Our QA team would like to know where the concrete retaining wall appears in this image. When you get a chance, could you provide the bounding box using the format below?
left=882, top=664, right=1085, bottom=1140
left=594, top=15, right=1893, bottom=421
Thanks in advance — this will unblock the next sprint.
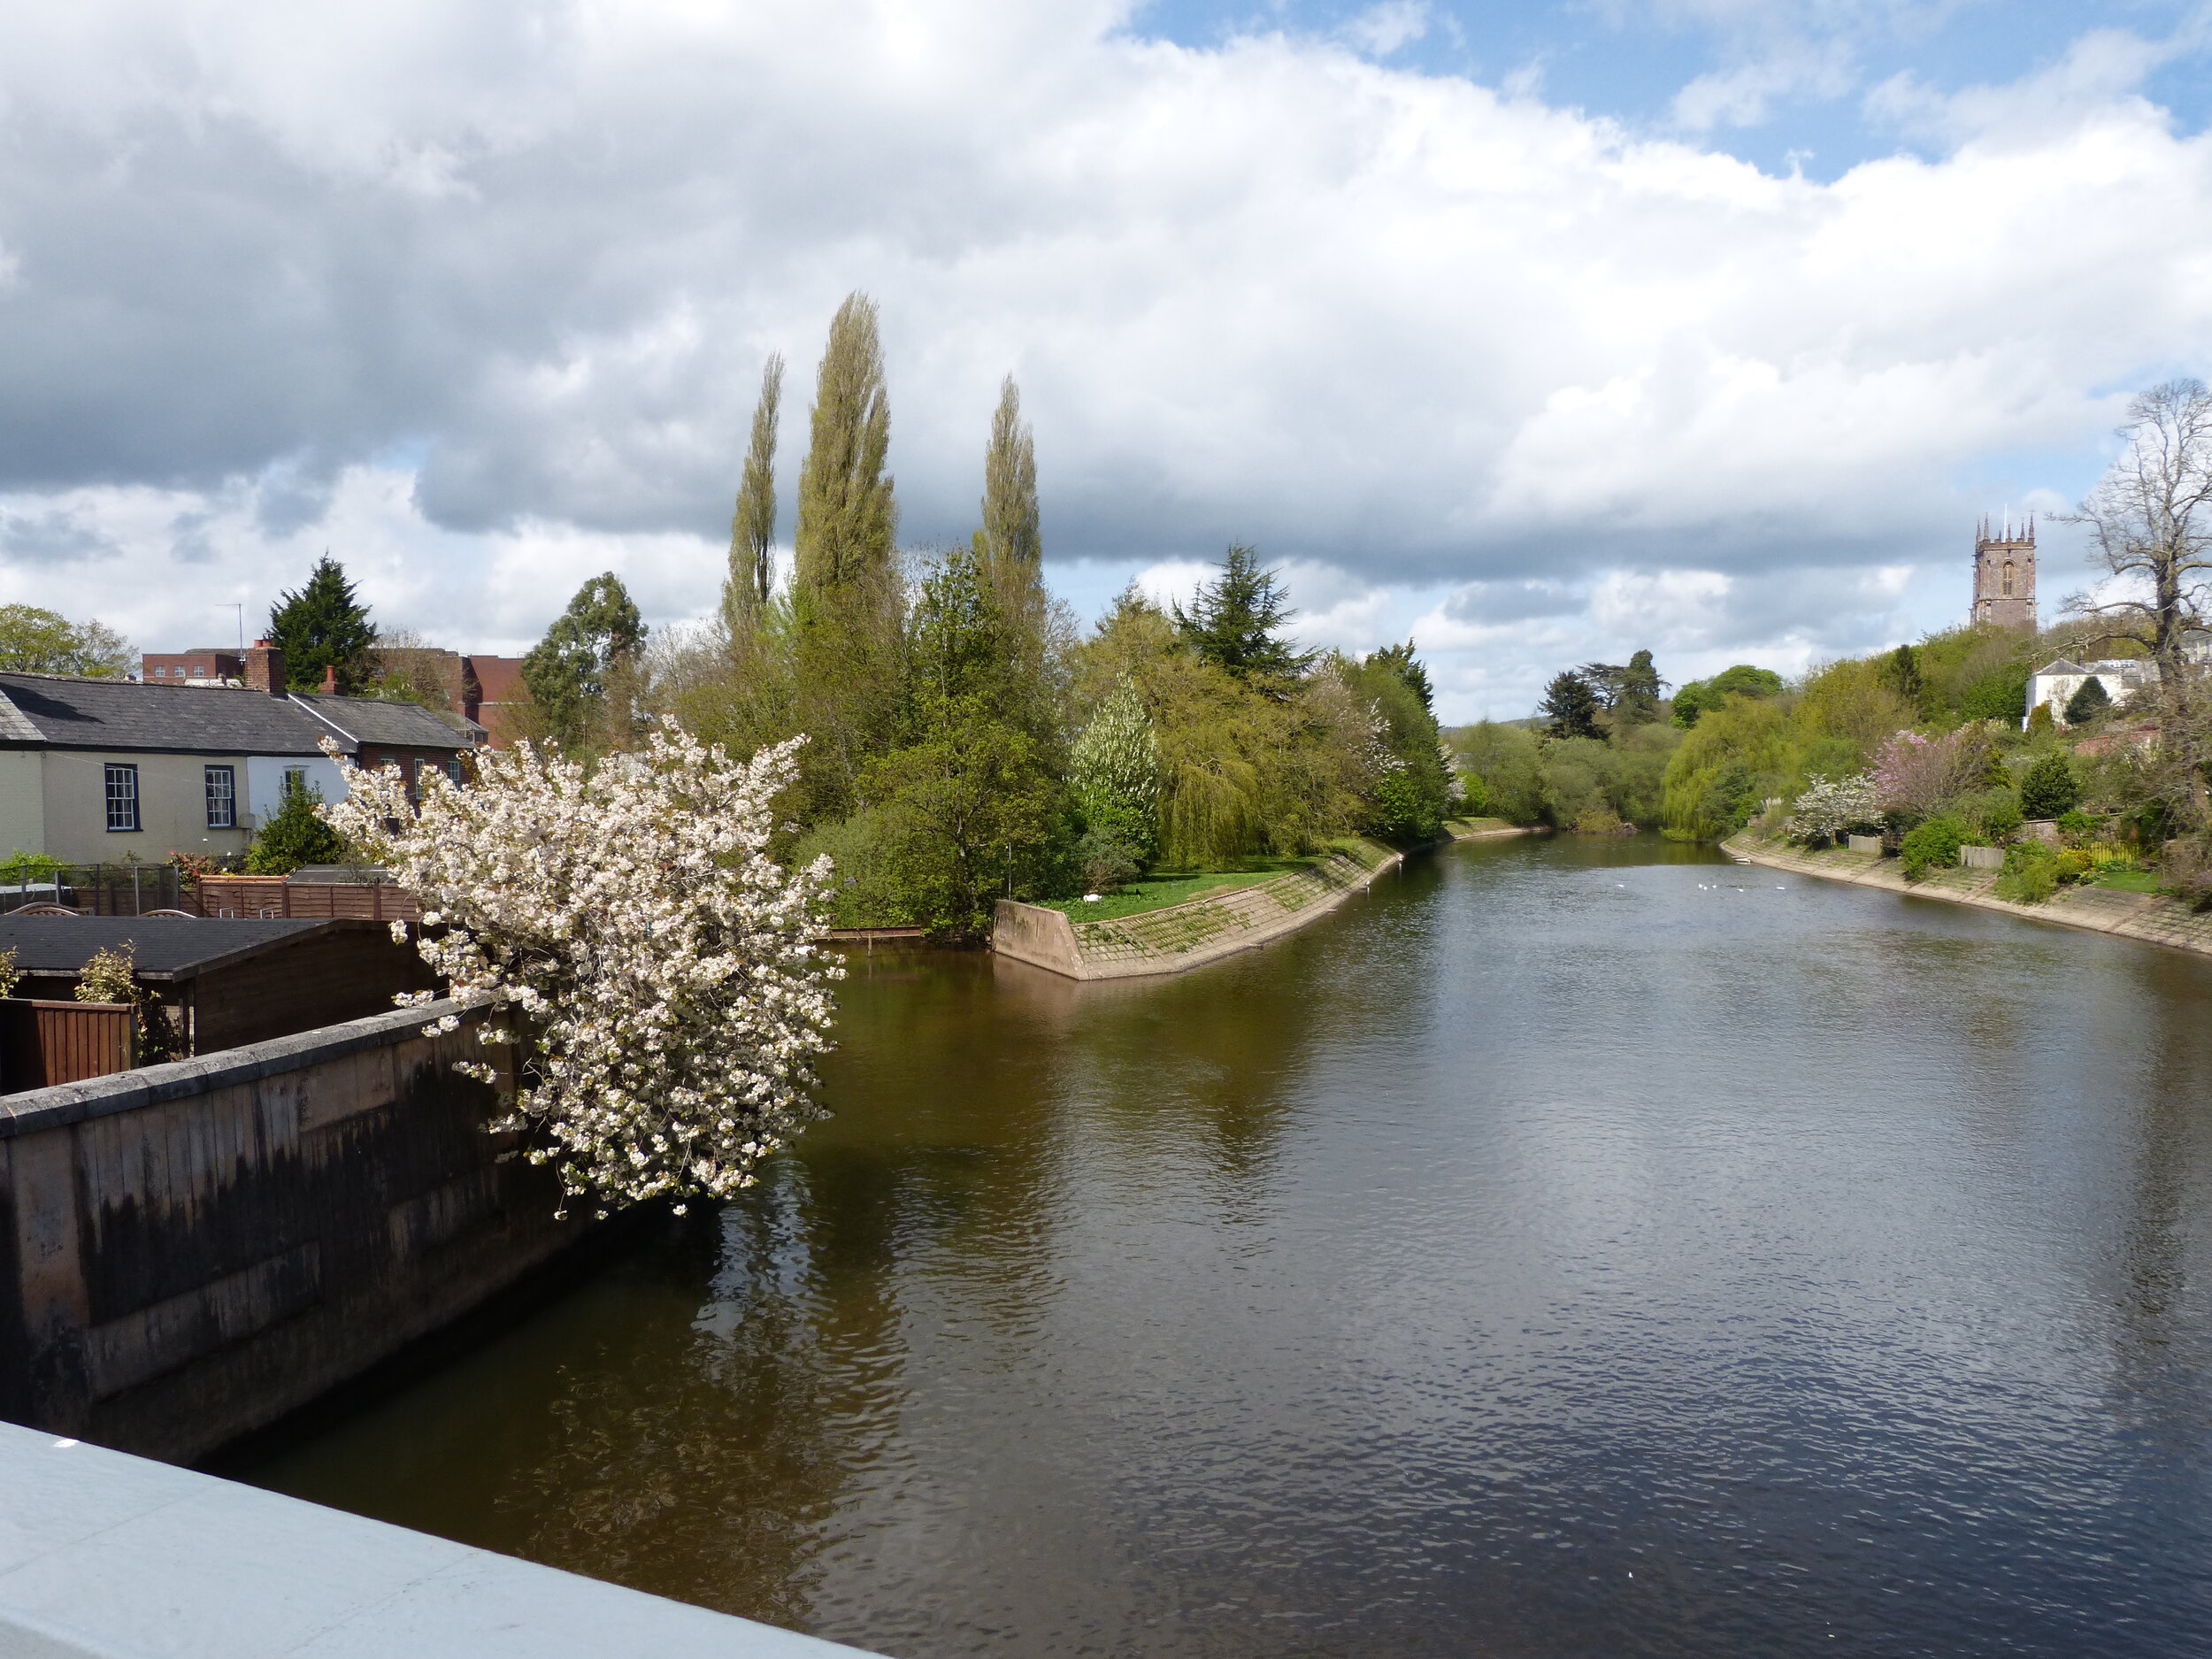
left=995, top=843, right=1399, bottom=980
left=0, top=1000, right=584, bottom=1462
left=1725, top=834, right=2212, bottom=959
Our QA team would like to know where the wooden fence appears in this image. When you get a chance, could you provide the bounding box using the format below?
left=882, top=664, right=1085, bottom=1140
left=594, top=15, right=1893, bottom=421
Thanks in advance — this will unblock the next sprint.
left=0, top=1000, right=135, bottom=1093
left=195, top=877, right=424, bottom=925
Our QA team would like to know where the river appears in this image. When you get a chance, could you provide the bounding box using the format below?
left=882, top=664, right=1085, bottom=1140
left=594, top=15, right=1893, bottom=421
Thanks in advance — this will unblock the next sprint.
left=232, top=833, right=2212, bottom=1657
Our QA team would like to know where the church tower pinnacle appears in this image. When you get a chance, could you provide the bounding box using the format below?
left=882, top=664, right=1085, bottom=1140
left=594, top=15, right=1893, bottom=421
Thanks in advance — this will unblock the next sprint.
left=1971, top=514, right=2036, bottom=631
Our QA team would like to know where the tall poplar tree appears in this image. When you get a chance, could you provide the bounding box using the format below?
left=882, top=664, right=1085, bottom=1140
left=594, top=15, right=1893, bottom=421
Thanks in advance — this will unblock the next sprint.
left=978, top=374, right=1041, bottom=590
left=794, top=294, right=896, bottom=595
left=722, top=352, right=783, bottom=635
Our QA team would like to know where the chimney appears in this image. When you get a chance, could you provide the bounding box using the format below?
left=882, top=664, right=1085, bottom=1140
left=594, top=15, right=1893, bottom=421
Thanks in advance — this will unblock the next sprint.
left=243, top=638, right=286, bottom=695
left=322, top=663, right=338, bottom=695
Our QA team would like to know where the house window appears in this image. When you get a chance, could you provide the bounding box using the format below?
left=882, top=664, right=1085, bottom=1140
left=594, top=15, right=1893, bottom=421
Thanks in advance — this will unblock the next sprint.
left=105, top=764, right=140, bottom=833
left=446, top=756, right=464, bottom=786
left=283, top=766, right=307, bottom=798
left=204, top=765, right=236, bottom=829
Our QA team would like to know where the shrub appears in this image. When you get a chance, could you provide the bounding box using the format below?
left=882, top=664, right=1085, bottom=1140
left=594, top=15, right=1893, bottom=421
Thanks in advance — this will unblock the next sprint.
left=2160, top=839, right=2212, bottom=911
left=1995, top=843, right=2059, bottom=904
left=0, top=945, right=19, bottom=1000
left=2026, top=702, right=2055, bottom=736
left=2055, top=808, right=2097, bottom=837
left=1900, top=814, right=1966, bottom=881
left=1075, top=827, right=1143, bottom=893
left=245, top=780, right=349, bottom=875
left=2064, top=675, right=2111, bottom=725
left=1965, top=789, right=2024, bottom=843
left=2054, top=849, right=2095, bottom=883
left=2019, top=751, right=2080, bottom=819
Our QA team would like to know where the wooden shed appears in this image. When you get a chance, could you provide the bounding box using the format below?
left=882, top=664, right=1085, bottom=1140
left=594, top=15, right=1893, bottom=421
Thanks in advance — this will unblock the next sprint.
left=0, top=915, right=434, bottom=1059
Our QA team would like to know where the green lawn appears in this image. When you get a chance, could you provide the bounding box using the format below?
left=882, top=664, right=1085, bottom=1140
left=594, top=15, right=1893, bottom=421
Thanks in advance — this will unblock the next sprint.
left=2093, top=867, right=2162, bottom=893
left=1037, top=844, right=1376, bottom=923
left=1446, top=818, right=1518, bottom=836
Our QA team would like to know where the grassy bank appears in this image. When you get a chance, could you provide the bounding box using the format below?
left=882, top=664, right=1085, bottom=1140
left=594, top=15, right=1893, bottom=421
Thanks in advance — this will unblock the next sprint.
left=1035, top=841, right=1386, bottom=923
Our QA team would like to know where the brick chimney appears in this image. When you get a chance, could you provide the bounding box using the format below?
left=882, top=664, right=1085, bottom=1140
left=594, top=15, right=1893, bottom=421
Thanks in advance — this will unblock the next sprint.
left=321, top=662, right=338, bottom=695
left=243, top=638, right=286, bottom=695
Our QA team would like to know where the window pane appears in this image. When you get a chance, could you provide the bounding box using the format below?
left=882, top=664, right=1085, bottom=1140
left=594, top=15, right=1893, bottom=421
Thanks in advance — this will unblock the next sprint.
left=204, top=765, right=235, bottom=829
left=105, top=764, right=139, bottom=832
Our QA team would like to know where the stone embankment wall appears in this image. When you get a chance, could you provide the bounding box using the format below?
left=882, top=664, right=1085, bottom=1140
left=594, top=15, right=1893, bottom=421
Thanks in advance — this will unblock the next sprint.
left=0, top=1001, right=582, bottom=1463
left=1725, top=834, right=2212, bottom=958
left=995, top=842, right=1400, bottom=981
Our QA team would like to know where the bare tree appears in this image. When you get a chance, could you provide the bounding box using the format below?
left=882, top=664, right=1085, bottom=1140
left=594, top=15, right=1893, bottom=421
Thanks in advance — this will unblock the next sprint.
left=2062, top=379, right=2212, bottom=713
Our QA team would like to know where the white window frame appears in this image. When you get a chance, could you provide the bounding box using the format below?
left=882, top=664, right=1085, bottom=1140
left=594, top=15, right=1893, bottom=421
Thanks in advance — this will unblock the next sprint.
left=105, top=763, right=140, bottom=833
left=204, top=764, right=236, bottom=829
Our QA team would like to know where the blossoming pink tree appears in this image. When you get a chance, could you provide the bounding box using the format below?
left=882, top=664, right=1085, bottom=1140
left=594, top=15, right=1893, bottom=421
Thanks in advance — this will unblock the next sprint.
left=1872, top=726, right=1993, bottom=823
left=321, top=724, right=840, bottom=1217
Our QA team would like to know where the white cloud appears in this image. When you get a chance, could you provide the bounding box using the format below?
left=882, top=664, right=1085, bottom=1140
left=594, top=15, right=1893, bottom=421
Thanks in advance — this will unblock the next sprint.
left=0, top=1, right=2204, bottom=721
left=1340, top=2, right=1432, bottom=58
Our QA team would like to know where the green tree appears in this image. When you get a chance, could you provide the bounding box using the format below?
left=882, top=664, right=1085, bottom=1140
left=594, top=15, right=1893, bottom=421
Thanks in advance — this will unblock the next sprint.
left=269, top=555, right=376, bottom=693
left=978, top=373, right=1041, bottom=599
left=1958, top=659, right=2030, bottom=723
left=2064, top=674, right=2112, bottom=725
left=521, top=573, right=646, bottom=749
left=1541, top=670, right=1604, bottom=741
left=1886, top=642, right=1924, bottom=709
left=722, top=352, right=784, bottom=636
left=1671, top=663, right=1783, bottom=729
left=2020, top=750, right=2081, bottom=818
left=794, top=293, right=896, bottom=596
left=0, top=604, right=132, bottom=677
left=1069, top=677, right=1163, bottom=856
left=245, top=780, right=348, bottom=874
left=1173, top=544, right=1310, bottom=690
left=860, top=546, right=1057, bottom=937
left=1351, top=644, right=1451, bottom=842
left=1618, top=649, right=1663, bottom=722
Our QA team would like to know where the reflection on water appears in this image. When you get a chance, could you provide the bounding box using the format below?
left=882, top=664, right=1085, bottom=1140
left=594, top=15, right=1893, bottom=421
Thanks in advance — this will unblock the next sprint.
left=234, top=836, right=2212, bottom=1657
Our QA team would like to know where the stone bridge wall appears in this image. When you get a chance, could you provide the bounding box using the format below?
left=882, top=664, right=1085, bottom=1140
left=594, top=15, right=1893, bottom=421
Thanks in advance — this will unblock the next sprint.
left=0, top=1000, right=581, bottom=1462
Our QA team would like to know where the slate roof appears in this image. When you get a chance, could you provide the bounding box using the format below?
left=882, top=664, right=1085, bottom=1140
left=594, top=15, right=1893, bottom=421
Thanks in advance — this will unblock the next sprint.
left=0, top=915, right=372, bottom=980
left=0, top=674, right=470, bottom=757
left=2031, top=658, right=2087, bottom=676
left=0, top=673, right=328, bottom=756
left=288, top=693, right=472, bottom=752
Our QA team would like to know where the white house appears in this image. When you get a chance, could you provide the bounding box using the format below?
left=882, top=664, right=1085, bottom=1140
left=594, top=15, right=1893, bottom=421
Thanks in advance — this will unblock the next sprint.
left=0, top=665, right=470, bottom=864
left=2024, top=657, right=2154, bottom=727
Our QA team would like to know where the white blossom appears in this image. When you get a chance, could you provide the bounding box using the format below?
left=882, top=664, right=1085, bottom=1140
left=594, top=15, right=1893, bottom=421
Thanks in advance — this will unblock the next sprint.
left=319, top=724, right=841, bottom=1214
left=1785, top=771, right=1884, bottom=845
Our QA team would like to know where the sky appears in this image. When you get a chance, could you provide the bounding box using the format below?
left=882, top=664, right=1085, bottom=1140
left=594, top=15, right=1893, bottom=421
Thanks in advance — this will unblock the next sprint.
left=2, top=1, right=2209, bottom=720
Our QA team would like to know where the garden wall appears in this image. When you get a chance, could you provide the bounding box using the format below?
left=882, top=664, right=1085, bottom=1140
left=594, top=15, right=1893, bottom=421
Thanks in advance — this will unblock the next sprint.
left=0, top=1000, right=583, bottom=1463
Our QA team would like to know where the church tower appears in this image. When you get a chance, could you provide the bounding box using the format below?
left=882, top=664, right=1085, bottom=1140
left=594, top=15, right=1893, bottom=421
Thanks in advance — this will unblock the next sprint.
left=1971, top=515, right=2036, bottom=631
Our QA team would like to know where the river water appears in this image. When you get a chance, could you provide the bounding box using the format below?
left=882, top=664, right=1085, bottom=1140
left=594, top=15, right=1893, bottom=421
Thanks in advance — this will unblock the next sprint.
left=235, top=834, right=2212, bottom=1657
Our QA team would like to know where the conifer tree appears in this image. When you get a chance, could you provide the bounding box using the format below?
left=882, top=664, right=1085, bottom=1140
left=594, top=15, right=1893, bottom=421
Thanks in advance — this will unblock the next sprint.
left=794, top=294, right=896, bottom=595
left=1540, top=670, right=1604, bottom=741
left=269, top=555, right=375, bottom=693
left=1173, top=544, right=1308, bottom=691
left=722, top=353, right=784, bottom=635
left=2064, top=673, right=2112, bottom=725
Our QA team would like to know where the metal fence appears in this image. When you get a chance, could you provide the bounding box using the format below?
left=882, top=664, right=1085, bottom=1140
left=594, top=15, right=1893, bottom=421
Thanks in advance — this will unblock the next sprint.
left=0, top=864, right=190, bottom=917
